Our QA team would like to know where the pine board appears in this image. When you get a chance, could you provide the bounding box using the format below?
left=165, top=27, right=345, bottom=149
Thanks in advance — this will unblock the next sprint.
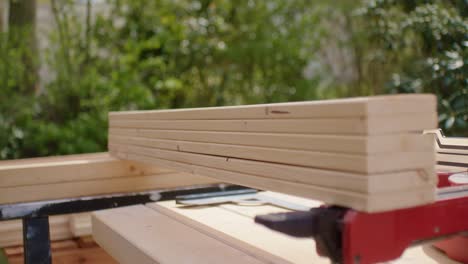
left=437, top=153, right=468, bottom=168
left=110, top=148, right=436, bottom=194
left=425, top=129, right=468, bottom=155
left=150, top=201, right=317, bottom=264
left=69, top=213, right=92, bottom=237
left=108, top=140, right=435, bottom=175
left=110, top=148, right=435, bottom=212
left=92, top=195, right=457, bottom=264
left=425, top=129, right=468, bottom=148
left=109, top=129, right=434, bottom=154
left=92, top=205, right=266, bottom=264
left=0, top=153, right=171, bottom=188
left=0, top=152, right=108, bottom=166
left=110, top=94, right=436, bottom=120
left=109, top=113, right=437, bottom=135
left=0, top=172, right=217, bottom=205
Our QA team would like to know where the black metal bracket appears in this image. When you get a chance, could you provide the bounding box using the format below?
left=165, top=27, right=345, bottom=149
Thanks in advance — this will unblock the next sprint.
left=255, top=206, right=347, bottom=263
left=0, top=184, right=250, bottom=264
left=23, top=216, right=51, bottom=264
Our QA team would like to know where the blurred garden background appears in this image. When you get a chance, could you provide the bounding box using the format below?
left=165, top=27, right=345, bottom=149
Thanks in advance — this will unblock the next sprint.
left=0, top=0, right=466, bottom=159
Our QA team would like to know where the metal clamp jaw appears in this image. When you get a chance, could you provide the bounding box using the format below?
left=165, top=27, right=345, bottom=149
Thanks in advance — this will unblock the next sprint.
left=255, top=207, right=347, bottom=263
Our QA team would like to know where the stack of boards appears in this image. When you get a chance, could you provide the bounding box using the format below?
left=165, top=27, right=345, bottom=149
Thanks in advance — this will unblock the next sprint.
left=0, top=153, right=217, bottom=205
left=424, top=129, right=468, bottom=169
left=108, top=94, right=438, bottom=212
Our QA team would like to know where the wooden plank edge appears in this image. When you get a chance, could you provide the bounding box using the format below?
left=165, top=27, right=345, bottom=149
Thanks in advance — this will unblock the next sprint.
left=108, top=140, right=435, bottom=174
left=109, top=146, right=436, bottom=194
left=111, top=150, right=436, bottom=212
left=108, top=129, right=434, bottom=154
left=0, top=172, right=218, bottom=205
left=109, top=94, right=436, bottom=120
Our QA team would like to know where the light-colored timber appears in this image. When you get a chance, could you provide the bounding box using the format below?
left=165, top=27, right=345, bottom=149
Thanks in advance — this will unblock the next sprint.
left=0, top=153, right=218, bottom=205
left=109, top=94, right=436, bottom=120
left=425, top=129, right=468, bottom=148
left=0, top=152, right=171, bottom=188
left=108, top=140, right=435, bottom=175
left=92, top=205, right=265, bottom=264
left=0, top=171, right=217, bottom=205
left=109, top=113, right=437, bottom=135
left=436, top=153, right=468, bottom=168
left=92, top=194, right=456, bottom=264
left=109, top=147, right=436, bottom=193
left=108, top=129, right=434, bottom=154
left=110, top=148, right=435, bottom=212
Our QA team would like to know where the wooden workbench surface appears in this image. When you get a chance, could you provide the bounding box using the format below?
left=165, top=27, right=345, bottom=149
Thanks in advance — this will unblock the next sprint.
left=92, top=192, right=460, bottom=264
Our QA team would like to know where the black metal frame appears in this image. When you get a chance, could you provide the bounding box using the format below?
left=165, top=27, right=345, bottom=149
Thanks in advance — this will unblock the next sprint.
left=0, top=184, right=249, bottom=264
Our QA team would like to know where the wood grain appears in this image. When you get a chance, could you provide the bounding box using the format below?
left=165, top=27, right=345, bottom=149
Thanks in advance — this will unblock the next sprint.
left=0, top=172, right=217, bottom=204
left=0, top=153, right=171, bottom=188
left=110, top=94, right=436, bottom=120
left=109, top=129, right=434, bottom=154
left=110, top=148, right=435, bottom=212
left=110, top=147, right=436, bottom=193
left=108, top=140, right=435, bottom=174
left=92, top=205, right=266, bottom=264
left=109, top=113, right=437, bottom=135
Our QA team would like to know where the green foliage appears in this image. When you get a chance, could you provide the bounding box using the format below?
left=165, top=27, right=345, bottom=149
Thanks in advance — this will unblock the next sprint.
left=0, top=29, right=37, bottom=159
left=0, top=0, right=466, bottom=159
left=92, top=0, right=324, bottom=107
left=1, top=0, right=326, bottom=158
left=356, top=0, right=467, bottom=135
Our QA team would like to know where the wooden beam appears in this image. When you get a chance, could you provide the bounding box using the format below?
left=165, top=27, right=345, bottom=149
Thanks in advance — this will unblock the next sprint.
left=109, top=129, right=434, bottom=154
left=0, top=152, right=218, bottom=204
left=109, top=94, right=436, bottom=120
left=108, top=95, right=438, bottom=212
left=108, top=140, right=434, bottom=174
left=92, top=205, right=265, bottom=264
left=69, top=213, right=92, bottom=237
left=436, top=153, right=468, bottom=168
left=425, top=129, right=468, bottom=155
left=0, top=153, right=171, bottom=188
left=110, top=150, right=435, bottom=212
left=109, top=113, right=437, bottom=135
left=93, top=197, right=452, bottom=264
left=109, top=147, right=435, bottom=193
left=0, top=172, right=217, bottom=205
left=425, top=129, right=468, bottom=148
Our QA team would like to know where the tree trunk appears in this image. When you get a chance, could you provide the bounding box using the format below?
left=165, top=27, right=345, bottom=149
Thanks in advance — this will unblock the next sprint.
left=0, top=0, right=4, bottom=32
left=8, top=0, right=36, bottom=28
left=8, top=0, right=37, bottom=93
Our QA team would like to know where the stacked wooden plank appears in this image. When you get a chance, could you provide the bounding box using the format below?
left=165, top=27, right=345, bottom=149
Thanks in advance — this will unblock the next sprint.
left=108, top=94, right=438, bottom=212
left=92, top=193, right=457, bottom=264
left=424, top=129, right=468, bottom=169
left=0, top=152, right=218, bottom=205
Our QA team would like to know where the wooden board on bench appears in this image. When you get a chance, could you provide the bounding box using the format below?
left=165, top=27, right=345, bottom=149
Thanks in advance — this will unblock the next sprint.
left=92, top=192, right=460, bottom=264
